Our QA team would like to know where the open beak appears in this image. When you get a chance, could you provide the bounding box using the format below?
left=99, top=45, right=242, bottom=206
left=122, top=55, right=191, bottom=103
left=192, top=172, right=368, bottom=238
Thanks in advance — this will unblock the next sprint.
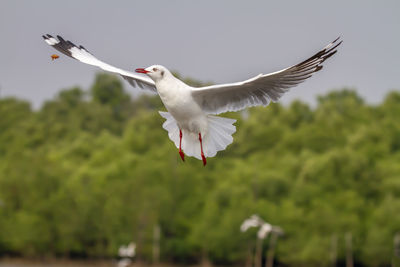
left=135, top=68, right=149, bottom=74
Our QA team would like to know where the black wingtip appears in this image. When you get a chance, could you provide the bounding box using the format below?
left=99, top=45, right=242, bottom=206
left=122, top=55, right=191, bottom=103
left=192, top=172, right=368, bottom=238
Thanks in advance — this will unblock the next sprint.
left=333, top=36, right=341, bottom=43
left=56, top=35, right=65, bottom=42
left=329, top=40, right=343, bottom=53
left=323, top=50, right=338, bottom=62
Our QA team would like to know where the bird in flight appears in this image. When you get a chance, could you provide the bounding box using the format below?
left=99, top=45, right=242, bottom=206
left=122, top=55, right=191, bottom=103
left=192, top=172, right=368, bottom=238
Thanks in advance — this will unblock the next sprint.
left=43, top=34, right=342, bottom=166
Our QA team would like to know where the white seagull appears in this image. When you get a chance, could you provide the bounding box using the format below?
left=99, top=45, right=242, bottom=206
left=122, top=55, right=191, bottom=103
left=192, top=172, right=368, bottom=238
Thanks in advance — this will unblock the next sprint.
left=240, top=214, right=264, bottom=232
left=43, top=34, right=342, bottom=165
left=118, top=242, right=136, bottom=258
left=257, top=223, right=284, bottom=239
left=240, top=215, right=284, bottom=239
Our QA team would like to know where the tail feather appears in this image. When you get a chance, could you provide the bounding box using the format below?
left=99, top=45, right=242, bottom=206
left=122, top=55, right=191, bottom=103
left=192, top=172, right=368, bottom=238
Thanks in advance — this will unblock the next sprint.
left=159, top=111, right=236, bottom=160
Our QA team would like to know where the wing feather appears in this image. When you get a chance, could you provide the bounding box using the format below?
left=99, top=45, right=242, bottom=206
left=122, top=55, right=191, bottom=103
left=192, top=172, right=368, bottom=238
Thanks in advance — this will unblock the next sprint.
left=192, top=37, right=342, bottom=114
left=42, top=34, right=156, bottom=92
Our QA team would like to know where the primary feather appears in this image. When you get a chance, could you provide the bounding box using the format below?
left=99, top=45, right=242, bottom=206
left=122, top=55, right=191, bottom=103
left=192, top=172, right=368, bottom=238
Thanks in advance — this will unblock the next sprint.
left=42, top=34, right=156, bottom=91
left=192, top=37, right=342, bottom=114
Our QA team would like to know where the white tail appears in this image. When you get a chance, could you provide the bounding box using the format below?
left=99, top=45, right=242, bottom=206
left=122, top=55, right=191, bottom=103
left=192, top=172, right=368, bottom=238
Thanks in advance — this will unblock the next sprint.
left=159, top=111, right=236, bottom=160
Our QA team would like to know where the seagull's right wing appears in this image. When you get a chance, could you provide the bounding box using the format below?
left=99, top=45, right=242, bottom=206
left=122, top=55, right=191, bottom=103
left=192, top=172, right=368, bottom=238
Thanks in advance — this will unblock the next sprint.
left=43, top=34, right=156, bottom=92
left=191, top=37, right=342, bottom=114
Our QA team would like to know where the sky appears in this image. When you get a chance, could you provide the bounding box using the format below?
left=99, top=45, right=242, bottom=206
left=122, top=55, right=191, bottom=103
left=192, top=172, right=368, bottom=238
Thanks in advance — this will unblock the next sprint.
left=0, top=0, right=399, bottom=109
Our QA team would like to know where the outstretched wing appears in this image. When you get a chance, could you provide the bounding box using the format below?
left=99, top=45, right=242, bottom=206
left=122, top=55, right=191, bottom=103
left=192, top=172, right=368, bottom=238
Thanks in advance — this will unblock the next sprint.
left=43, top=34, right=156, bottom=91
left=191, top=37, right=342, bottom=114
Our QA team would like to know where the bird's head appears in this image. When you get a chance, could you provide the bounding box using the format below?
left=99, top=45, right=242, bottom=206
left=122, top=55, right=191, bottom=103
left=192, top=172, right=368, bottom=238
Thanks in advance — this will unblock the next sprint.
left=135, top=65, right=169, bottom=82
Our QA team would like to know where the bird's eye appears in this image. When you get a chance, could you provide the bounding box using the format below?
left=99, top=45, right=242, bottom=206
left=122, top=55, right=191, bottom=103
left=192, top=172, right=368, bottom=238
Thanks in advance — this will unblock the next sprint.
left=153, top=67, right=158, bottom=72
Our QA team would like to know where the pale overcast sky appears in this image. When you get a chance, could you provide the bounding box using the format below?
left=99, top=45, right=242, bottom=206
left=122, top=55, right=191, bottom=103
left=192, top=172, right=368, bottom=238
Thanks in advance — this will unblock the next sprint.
left=0, top=0, right=399, bottom=108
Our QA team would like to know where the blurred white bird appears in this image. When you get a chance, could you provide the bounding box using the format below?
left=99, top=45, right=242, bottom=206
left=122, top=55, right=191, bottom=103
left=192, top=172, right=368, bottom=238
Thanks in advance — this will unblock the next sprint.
left=257, top=223, right=273, bottom=239
left=43, top=34, right=341, bottom=165
left=258, top=223, right=284, bottom=239
left=118, top=242, right=136, bottom=258
left=241, top=215, right=284, bottom=239
left=240, top=214, right=264, bottom=232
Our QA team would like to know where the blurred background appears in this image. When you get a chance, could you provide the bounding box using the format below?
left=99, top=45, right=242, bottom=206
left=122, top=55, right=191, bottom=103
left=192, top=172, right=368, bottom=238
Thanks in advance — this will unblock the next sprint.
left=0, top=0, right=399, bottom=266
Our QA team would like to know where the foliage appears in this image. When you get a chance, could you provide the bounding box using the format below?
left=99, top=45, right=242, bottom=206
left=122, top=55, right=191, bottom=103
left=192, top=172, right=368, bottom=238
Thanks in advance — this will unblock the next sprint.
left=0, top=73, right=399, bottom=266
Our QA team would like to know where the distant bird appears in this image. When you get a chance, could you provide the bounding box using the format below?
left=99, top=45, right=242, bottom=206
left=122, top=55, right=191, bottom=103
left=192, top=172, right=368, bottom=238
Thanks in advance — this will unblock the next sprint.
left=241, top=215, right=284, bottom=267
left=118, top=242, right=136, bottom=258
left=43, top=34, right=342, bottom=165
left=240, top=214, right=264, bottom=232
left=257, top=223, right=272, bottom=239
left=51, top=54, right=59, bottom=60
left=241, top=215, right=283, bottom=239
left=257, top=223, right=284, bottom=239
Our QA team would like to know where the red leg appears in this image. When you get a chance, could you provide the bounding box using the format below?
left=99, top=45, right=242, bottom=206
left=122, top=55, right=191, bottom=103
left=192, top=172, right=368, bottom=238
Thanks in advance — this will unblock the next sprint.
left=179, top=129, right=185, bottom=162
left=198, top=133, right=207, bottom=166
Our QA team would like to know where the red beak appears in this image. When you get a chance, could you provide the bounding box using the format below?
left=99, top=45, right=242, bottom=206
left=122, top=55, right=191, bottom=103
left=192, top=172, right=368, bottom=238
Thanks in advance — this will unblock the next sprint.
left=135, top=68, right=149, bottom=74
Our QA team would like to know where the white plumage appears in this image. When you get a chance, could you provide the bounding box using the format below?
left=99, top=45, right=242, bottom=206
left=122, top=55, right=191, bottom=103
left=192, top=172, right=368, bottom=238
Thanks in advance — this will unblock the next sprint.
left=240, top=215, right=284, bottom=239
left=42, top=34, right=154, bottom=90
left=240, top=214, right=264, bottom=232
left=159, top=111, right=236, bottom=160
left=43, top=34, right=342, bottom=165
left=118, top=242, right=136, bottom=258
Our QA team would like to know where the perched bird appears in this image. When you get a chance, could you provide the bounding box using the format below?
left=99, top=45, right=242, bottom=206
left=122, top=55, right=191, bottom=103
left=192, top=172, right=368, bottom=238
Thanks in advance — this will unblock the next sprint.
left=118, top=242, right=136, bottom=258
left=43, top=34, right=342, bottom=165
left=257, top=223, right=272, bottom=239
left=51, top=54, right=59, bottom=60
left=240, top=215, right=284, bottom=239
left=240, top=214, right=264, bottom=232
left=257, top=223, right=284, bottom=239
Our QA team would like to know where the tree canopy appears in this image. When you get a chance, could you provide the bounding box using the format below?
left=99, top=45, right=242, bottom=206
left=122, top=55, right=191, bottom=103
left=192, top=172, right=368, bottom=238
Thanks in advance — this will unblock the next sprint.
left=0, top=73, right=399, bottom=267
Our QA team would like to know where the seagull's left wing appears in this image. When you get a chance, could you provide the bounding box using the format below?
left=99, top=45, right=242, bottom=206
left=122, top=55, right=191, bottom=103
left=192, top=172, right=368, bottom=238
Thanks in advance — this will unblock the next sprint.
left=43, top=34, right=156, bottom=91
left=191, top=37, right=342, bottom=115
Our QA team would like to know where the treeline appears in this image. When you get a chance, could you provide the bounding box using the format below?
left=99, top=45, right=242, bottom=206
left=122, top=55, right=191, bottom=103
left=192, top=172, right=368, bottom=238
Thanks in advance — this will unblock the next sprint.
left=0, top=73, right=399, bottom=267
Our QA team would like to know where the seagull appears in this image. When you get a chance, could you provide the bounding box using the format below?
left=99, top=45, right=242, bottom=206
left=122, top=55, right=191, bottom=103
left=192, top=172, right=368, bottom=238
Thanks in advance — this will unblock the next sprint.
left=257, top=223, right=284, bottom=239
left=240, top=214, right=264, bottom=232
left=118, top=242, right=136, bottom=258
left=240, top=215, right=284, bottom=239
left=43, top=34, right=342, bottom=165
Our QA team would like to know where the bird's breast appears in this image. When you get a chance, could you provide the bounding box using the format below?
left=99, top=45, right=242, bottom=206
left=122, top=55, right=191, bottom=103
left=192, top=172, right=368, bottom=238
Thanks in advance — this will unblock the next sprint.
left=156, top=82, right=207, bottom=134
